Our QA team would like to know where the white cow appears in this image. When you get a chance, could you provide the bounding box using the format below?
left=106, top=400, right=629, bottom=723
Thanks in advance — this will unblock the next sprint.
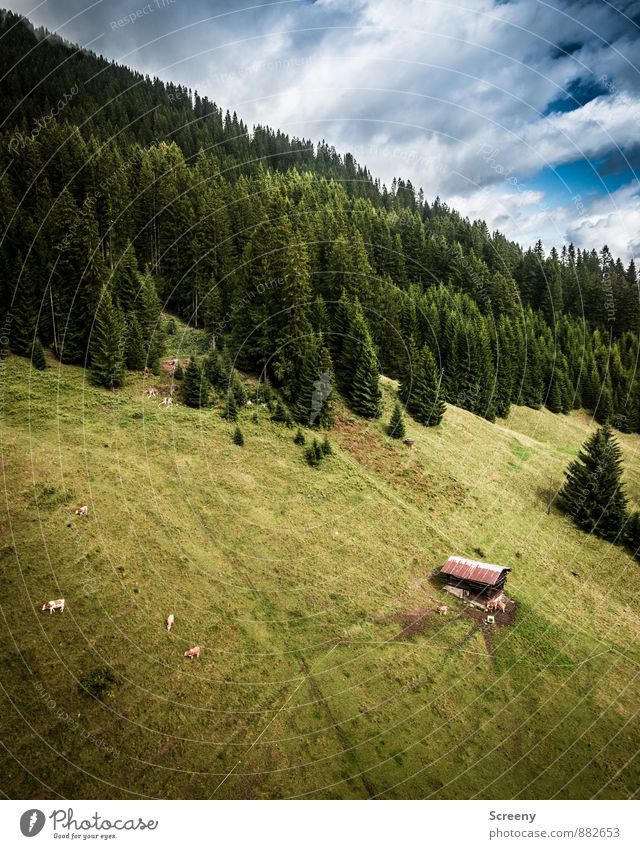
left=162, top=396, right=173, bottom=407
left=166, top=614, right=175, bottom=632
left=147, top=387, right=158, bottom=398
left=75, top=505, right=88, bottom=516
left=42, top=598, right=65, bottom=615
left=184, top=646, right=201, bottom=659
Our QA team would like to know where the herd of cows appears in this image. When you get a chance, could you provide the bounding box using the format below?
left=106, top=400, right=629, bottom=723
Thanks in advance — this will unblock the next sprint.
left=41, top=505, right=202, bottom=660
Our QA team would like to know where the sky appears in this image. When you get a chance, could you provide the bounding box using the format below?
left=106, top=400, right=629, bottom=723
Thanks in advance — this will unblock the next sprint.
left=8, top=0, right=640, bottom=261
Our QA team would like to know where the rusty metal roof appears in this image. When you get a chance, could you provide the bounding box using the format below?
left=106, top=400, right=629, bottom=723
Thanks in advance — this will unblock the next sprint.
left=440, top=556, right=510, bottom=586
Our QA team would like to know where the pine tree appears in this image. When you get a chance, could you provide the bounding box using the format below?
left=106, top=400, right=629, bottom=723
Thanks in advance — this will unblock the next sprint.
left=174, top=361, right=184, bottom=380
left=90, top=287, right=125, bottom=388
left=594, top=384, right=614, bottom=424
left=388, top=401, right=406, bottom=438
left=625, top=510, right=640, bottom=560
left=232, top=426, right=244, bottom=446
left=409, top=346, right=446, bottom=427
left=293, top=428, right=306, bottom=445
left=124, top=313, right=145, bottom=371
left=31, top=338, right=46, bottom=370
left=182, top=357, right=207, bottom=407
left=320, top=435, right=332, bottom=456
left=559, top=424, right=628, bottom=541
left=222, top=392, right=238, bottom=421
left=340, top=298, right=381, bottom=418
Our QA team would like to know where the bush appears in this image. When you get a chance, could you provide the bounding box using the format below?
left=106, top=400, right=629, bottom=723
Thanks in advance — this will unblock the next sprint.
left=320, top=435, right=332, bottom=456
left=80, top=666, right=118, bottom=700
left=304, top=442, right=320, bottom=466
left=166, top=318, right=176, bottom=336
left=174, top=362, right=184, bottom=380
left=222, top=393, right=238, bottom=421
left=293, top=429, right=306, bottom=446
left=232, top=426, right=245, bottom=446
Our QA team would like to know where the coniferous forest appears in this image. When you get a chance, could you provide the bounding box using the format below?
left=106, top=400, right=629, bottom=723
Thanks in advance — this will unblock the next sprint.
left=2, top=10, right=639, bottom=433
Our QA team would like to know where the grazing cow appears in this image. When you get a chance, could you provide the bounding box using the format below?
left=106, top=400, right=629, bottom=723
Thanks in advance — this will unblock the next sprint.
left=166, top=614, right=175, bottom=632
left=487, top=593, right=507, bottom=614
left=143, top=367, right=151, bottom=378
left=162, top=396, right=173, bottom=407
left=169, top=383, right=177, bottom=395
left=75, top=505, right=88, bottom=516
left=246, top=400, right=253, bottom=406
left=42, top=598, right=65, bottom=615
left=184, top=646, right=201, bottom=660
left=436, top=605, right=448, bottom=615
left=147, top=387, right=158, bottom=398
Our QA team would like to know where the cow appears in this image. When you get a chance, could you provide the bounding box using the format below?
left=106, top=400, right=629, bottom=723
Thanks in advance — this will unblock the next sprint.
left=169, top=383, right=177, bottom=395
left=162, top=396, right=173, bottom=407
left=487, top=593, right=507, bottom=614
left=246, top=400, right=253, bottom=407
left=436, top=605, right=448, bottom=615
left=42, top=598, right=65, bottom=615
left=184, top=646, right=201, bottom=660
left=143, top=367, right=151, bottom=379
left=147, top=387, right=158, bottom=398
left=75, top=505, right=88, bottom=516
left=166, top=614, right=175, bottom=632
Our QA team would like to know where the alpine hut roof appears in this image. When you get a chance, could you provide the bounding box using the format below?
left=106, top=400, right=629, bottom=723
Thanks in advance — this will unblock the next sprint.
left=440, top=556, right=510, bottom=586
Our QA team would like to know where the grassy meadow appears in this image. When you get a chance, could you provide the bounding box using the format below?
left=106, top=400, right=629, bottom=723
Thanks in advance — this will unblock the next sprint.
left=1, top=335, right=640, bottom=799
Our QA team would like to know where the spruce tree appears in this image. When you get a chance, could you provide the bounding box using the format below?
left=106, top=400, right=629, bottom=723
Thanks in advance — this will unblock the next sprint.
left=232, top=426, right=244, bottom=446
left=559, top=424, right=628, bottom=541
left=388, top=401, right=406, bottom=438
left=31, top=338, right=46, bottom=370
left=409, top=346, right=446, bottom=427
left=340, top=299, right=381, bottom=418
left=293, top=428, right=306, bottom=445
left=182, top=357, right=207, bottom=407
left=222, top=392, right=238, bottom=421
left=174, top=361, right=184, bottom=380
left=90, top=287, right=125, bottom=388
left=124, top=314, right=145, bottom=371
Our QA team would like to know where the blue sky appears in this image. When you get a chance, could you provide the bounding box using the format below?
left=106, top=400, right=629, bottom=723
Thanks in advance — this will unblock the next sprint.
left=8, top=0, right=640, bottom=260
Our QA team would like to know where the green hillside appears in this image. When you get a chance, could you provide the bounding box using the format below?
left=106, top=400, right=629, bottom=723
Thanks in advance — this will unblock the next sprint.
left=2, top=341, right=639, bottom=799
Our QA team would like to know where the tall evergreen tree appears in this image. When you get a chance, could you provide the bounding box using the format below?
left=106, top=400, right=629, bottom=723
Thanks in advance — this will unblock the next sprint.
left=182, top=357, right=208, bottom=407
left=90, top=287, right=125, bottom=388
left=559, top=424, right=628, bottom=541
left=388, top=401, right=406, bottom=438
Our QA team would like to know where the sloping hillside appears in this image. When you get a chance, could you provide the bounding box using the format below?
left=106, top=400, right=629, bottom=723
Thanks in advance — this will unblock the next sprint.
left=1, top=350, right=640, bottom=800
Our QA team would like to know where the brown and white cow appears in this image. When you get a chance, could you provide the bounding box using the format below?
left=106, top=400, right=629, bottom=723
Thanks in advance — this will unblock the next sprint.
left=75, top=505, right=88, bottom=516
left=147, top=387, right=158, bottom=398
left=184, top=646, right=201, bottom=660
left=42, top=598, right=65, bottom=615
left=166, top=614, right=175, bottom=632
left=487, top=593, right=507, bottom=614
left=162, top=396, right=173, bottom=407
left=436, top=605, right=448, bottom=616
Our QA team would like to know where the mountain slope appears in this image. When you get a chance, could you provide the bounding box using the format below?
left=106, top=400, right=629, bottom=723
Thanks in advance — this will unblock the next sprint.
left=2, top=346, right=639, bottom=799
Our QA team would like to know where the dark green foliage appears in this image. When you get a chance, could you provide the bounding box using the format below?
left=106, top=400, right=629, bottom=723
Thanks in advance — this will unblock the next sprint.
left=221, top=392, right=238, bottom=422
left=293, top=429, right=306, bottom=445
left=174, top=361, right=184, bottom=380
left=559, top=424, right=628, bottom=542
left=320, top=435, right=332, bottom=456
left=3, top=10, right=640, bottom=435
left=124, top=314, right=145, bottom=371
left=31, top=339, right=46, bottom=370
left=304, top=442, right=321, bottom=466
left=80, top=666, right=118, bottom=700
left=388, top=401, right=406, bottom=438
left=271, top=399, right=293, bottom=426
left=182, top=357, right=208, bottom=408
left=90, top=287, right=125, bottom=388
left=232, top=426, right=244, bottom=446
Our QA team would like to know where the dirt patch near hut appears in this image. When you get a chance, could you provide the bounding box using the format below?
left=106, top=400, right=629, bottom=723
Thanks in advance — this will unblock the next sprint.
left=377, top=607, right=443, bottom=640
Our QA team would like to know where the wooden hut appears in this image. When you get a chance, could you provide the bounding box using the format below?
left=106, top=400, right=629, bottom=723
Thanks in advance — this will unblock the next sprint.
left=440, top=556, right=510, bottom=604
